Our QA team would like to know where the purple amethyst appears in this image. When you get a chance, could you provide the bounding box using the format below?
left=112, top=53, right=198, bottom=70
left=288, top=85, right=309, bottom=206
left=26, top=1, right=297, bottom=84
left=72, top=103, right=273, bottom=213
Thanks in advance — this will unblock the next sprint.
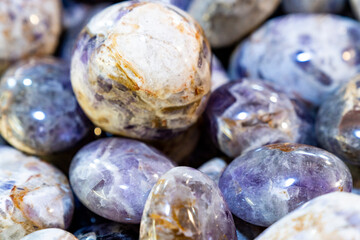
left=205, top=79, right=314, bottom=158
left=219, top=143, right=352, bottom=227
left=69, top=137, right=175, bottom=224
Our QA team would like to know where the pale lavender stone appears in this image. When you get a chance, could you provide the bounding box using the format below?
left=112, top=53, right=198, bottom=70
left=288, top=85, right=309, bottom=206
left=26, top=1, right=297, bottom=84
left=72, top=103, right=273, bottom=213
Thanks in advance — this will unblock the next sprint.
left=0, top=146, right=74, bottom=240
left=256, top=192, right=360, bottom=240
left=219, top=143, right=352, bottom=227
left=69, top=137, right=175, bottom=224
left=140, top=167, right=237, bottom=240
left=229, top=14, right=360, bottom=106
left=21, top=229, right=77, bottom=240
left=283, top=0, right=345, bottom=13
left=198, top=157, right=227, bottom=184
left=205, top=79, right=314, bottom=158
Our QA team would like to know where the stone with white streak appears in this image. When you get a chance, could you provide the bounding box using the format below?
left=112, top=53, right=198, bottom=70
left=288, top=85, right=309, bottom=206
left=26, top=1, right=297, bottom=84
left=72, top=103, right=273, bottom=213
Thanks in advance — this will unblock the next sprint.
left=256, top=192, right=360, bottom=240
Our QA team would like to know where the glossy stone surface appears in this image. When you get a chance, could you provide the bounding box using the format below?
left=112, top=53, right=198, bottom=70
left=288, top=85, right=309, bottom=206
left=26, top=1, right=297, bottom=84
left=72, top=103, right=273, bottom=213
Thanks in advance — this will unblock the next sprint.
left=158, top=0, right=280, bottom=47
left=0, top=57, right=90, bottom=155
left=198, top=158, right=227, bottom=184
left=70, top=137, right=175, bottom=223
left=229, top=14, right=360, bottom=106
left=219, top=143, right=352, bottom=227
left=71, top=1, right=211, bottom=140
left=0, top=0, right=61, bottom=73
left=211, top=56, right=230, bottom=91
left=75, top=223, right=139, bottom=240
left=0, top=146, right=74, bottom=240
left=21, top=229, right=77, bottom=240
left=283, top=0, right=345, bottom=13
left=205, top=79, right=313, bottom=157
left=317, top=76, right=360, bottom=165
left=140, top=167, right=237, bottom=240
left=256, top=192, right=360, bottom=240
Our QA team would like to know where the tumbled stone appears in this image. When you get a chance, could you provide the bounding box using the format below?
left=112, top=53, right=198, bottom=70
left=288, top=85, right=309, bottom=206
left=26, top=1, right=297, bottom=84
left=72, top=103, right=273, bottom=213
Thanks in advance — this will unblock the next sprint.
left=71, top=1, right=211, bottom=140
left=205, top=79, right=314, bottom=157
left=21, top=229, right=77, bottom=240
left=317, top=75, right=360, bottom=165
left=283, top=0, right=345, bottom=13
left=229, top=14, right=360, bottom=106
left=198, top=157, right=227, bottom=184
left=0, top=0, right=61, bottom=73
left=0, top=57, right=90, bottom=155
left=0, top=146, right=74, bottom=240
left=75, top=223, right=139, bottom=240
left=219, top=143, right=352, bottom=227
left=256, top=192, right=360, bottom=240
left=140, top=166, right=237, bottom=240
left=70, top=137, right=175, bottom=223
left=157, top=0, right=280, bottom=47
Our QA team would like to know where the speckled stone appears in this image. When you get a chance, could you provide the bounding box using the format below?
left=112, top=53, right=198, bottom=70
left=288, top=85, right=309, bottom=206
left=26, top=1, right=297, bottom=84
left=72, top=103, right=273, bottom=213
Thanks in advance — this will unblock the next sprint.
left=157, top=0, right=280, bottom=47
left=351, top=0, right=360, bottom=19
left=71, top=1, right=211, bottom=140
left=0, top=146, right=74, bottom=240
left=219, top=143, right=352, bottom=227
left=75, top=223, right=139, bottom=240
left=0, top=57, right=90, bottom=155
left=198, top=158, right=227, bottom=184
left=21, top=229, right=77, bottom=240
left=229, top=14, right=360, bottom=106
left=205, top=79, right=314, bottom=158
left=211, top=56, right=230, bottom=91
left=256, top=192, right=360, bottom=240
left=283, top=0, right=345, bottom=13
left=140, top=167, right=237, bottom=240
left=70, top=137, right=175, bottom=224
left=317, top=76, right=360, bottom=165
left=0, top=0, right=61, bottom=73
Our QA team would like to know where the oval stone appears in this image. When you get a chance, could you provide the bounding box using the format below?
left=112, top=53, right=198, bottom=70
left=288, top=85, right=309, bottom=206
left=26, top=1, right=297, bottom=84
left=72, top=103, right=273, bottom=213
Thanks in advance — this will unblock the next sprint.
left=21, top=229, right=77, bottom=240
left=316, top=76, right=360, bottom=165
left=69, top=138, right=175, bottom=223
left=140, top=166, right=237, bottom=240
left=219, top=143, right=352, bottom=227
left=0, top=146, right=74, bottom=240
left=229, top=14, right=360, bottom=106
left=256, top=192, right=360, bottom=240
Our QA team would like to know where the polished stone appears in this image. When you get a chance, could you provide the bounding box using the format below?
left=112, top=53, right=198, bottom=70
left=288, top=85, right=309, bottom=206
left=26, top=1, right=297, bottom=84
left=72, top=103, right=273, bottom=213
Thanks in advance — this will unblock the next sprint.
left=317, top=75, right=360, bottom=165
left=219, top=143, right=352, bottom=227
left=140, top=167, right=237, bottom=240
left=70, top=137, right=175, bottom=223
left=21, top=229, right=77, bottom=240
left=75, top=223, right=139, bottom=240
left=256, top=192, right=360, bottom=240
left=0, top=57, right=90, bottom=155
left=229, top=14, right=360, bottom=106
left=0, top=146, right=74, bottom=240
left=205, top=79, right=314, bottom=157
left=71, top=1, right=211, bottom=140
left=0, top=0, right=61, bottom=73
left=283, top=0, right=345, bottom=13
left=198, top=158, right=227, bottom=184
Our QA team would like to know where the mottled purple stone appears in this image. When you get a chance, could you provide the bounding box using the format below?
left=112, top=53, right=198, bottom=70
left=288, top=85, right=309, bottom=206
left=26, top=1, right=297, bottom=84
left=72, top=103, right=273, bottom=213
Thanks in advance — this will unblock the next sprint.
left=205, top=79, right=314, bottom=157
left=140, top=167, right=237, bottom=239
left=75, top=223, right=139, bottom=240
left=316, top=76, right=360, bottom=165
left=219, top=143, right=352, bottom=227
left=69, top=137, right=175, bottom=224
left=229, top=14, right=360, bottom=106
left=0, top=57, right=90, bottom=155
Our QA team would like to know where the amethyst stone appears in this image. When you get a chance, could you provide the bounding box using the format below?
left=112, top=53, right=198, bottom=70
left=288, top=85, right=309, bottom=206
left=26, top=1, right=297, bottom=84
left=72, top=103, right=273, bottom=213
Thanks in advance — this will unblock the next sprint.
left=219, top=143, right=352, bottom=227
left=316, top=76, right=360, bottom=165
left=0, top=57, right=90, bottom=155
left=205, top=79, right=313, bottom=157
left=69, top=137, right=175, bottom=224
left=229, top=14, right=360, bottom=106
left=140, top=167, right=237, bottom=240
